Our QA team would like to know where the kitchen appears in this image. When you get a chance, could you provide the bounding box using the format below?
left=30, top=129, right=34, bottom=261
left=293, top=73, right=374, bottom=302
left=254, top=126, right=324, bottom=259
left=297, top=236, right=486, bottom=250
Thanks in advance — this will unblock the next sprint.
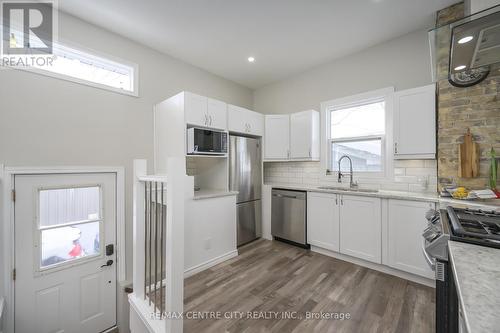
left=0, top=1, right=499, bottom=333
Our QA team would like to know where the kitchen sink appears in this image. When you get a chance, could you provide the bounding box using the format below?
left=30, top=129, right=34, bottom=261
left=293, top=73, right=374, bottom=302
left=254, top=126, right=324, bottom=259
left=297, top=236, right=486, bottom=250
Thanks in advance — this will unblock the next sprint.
left=316, top=186, right=378, bottom=193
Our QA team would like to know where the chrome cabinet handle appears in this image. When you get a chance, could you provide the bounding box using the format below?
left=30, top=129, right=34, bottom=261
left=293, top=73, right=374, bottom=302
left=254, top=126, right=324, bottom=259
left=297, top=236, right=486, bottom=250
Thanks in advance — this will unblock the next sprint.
left=394, top=142, right=398, bottom=154
left=335, top=196, right=338, bottom=205
left=309, top=148, right=311, bottom=158
left=209, top=115, right=213, bottom=126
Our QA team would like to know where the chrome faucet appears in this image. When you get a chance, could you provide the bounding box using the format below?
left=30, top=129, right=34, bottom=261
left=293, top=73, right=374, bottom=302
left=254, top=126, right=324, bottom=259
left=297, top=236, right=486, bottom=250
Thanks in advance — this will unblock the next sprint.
left=338, top=155, right=358, bottom=188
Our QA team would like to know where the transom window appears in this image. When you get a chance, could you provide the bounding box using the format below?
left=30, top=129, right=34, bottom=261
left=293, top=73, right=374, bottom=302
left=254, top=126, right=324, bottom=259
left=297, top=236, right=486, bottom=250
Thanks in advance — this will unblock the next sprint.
left=325, top=90, right=392, bottom=178
left=38, top=186, right=103, bottom=270
left=8, top=29, right=138, bottom=96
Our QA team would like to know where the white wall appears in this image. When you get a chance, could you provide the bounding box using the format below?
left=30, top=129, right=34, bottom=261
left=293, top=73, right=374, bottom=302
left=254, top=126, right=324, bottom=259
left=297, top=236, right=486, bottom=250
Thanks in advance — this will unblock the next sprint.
left=0, top=11, right=252, bottom=332
left=253, top=29, right=432, bottom=114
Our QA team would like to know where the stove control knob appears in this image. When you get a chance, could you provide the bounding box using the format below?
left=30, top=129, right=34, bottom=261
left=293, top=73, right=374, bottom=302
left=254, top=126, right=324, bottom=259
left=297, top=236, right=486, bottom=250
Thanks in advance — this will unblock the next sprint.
left=424, top=230, right=441, bottom=242
left=425, top=209, right=439, bottom=221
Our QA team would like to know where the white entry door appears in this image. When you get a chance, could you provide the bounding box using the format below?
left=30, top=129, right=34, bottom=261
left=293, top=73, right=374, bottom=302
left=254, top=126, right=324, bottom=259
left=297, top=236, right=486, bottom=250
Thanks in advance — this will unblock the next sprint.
left=14, top=173, right=117, bottom=333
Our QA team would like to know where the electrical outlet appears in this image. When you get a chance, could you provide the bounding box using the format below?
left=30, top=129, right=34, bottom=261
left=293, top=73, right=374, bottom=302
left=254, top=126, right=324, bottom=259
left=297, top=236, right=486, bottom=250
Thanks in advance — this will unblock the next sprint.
left=204, top=238, right=211, bottom=250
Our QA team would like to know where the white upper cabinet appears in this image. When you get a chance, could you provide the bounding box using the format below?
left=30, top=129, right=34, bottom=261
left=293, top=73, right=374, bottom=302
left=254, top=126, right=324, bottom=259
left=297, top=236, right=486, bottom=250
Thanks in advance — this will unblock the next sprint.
left=184, top=92, right=208, bottom=127
left=387, top=199, right=435, bottom=279
left=207, top=98, right=227, bottom=130
left=264, top=115, right=290, bottom=159
left=184, top=92, right=227, bottom=130
left=227, top=104, right=264, bottom=136
left=307, top=192, right=340, bottom=252
left=263, top=109, right=319, bottom=161
left=290, top=110, right=320, bottom=160
left=339, top=195, right=382, bottom=264
left=393, top=84, right=436, bottom=159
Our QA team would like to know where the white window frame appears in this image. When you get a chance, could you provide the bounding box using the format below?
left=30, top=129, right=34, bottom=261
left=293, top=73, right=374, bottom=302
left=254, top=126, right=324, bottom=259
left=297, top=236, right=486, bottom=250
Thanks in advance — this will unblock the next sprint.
left=10, top=36, right=139, bottom=97
left=320, top=87, right=394, bottom=180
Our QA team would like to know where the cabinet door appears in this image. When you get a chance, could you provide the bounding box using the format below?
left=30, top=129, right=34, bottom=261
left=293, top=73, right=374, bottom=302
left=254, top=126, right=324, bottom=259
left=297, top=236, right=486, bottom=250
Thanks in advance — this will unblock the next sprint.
left=247, top=109, right=264, bottom=136
left=184, top=92, right=208, bottom=127
left=227, top=104, right=248, bottom=134
left=290, top=110, right=319, bottom=159
left=307, top=192, right=339, bottom=251
left=207, top=98, right=227, bottom=130
left=264, top=115, right=290, bottom=159
left=339, top=195, right=381, bottom=263
left=394, top=84, right=436, bottom=159
left=290, top=111, right=311, bottom=159
left=228, top=105, right=263, bottom=136
left=387, top=199, right=435, bottom=279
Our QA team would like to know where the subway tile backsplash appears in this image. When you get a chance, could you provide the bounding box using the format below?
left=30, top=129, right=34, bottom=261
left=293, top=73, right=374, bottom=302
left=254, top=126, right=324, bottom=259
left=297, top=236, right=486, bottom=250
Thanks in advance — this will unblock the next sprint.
left=264, top=159, right=438, bottom=193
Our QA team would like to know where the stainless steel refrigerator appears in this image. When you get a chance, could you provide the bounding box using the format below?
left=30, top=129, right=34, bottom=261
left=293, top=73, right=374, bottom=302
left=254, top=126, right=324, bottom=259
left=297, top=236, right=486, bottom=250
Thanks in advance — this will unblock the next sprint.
left=229, top=135, right=262, bottom=247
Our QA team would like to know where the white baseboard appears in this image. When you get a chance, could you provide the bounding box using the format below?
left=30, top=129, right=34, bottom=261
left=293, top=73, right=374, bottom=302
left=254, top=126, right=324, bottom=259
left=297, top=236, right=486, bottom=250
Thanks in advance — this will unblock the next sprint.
left=311, top=246, right=435, bottom=288
left=184, top=250, right=238, bottom=278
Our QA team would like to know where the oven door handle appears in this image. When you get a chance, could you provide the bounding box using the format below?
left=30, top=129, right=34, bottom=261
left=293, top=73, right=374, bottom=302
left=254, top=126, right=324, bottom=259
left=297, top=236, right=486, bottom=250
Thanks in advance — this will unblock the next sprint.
left=421, top=239, right=436, bottom=271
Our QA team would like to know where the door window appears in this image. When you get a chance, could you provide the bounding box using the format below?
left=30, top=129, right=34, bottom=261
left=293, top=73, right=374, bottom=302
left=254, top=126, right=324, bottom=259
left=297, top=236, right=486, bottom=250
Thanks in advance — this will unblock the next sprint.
left=37, top=186, right=103, bottom=270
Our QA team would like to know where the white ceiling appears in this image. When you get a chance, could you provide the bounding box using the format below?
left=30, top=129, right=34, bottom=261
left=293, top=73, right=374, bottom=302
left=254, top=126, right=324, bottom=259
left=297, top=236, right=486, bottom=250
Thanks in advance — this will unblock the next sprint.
left=59, top=0, right=457, bottom=89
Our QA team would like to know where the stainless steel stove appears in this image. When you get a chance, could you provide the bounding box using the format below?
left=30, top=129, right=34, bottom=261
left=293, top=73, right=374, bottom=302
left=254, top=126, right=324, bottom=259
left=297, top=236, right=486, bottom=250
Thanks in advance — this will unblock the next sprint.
left=447, top=206, right=500, bottom=248
left=421, top=206, right=500, bottom=333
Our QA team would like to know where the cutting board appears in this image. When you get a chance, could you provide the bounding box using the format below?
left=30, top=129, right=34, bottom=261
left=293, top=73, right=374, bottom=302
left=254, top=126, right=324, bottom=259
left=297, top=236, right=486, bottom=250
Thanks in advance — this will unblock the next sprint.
left=458, top=128, right=479, bottom=178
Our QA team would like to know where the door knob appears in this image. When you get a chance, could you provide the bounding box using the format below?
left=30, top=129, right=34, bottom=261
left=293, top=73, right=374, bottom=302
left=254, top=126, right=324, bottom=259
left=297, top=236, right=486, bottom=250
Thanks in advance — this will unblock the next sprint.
left=101, top=259, right=113, bottom=268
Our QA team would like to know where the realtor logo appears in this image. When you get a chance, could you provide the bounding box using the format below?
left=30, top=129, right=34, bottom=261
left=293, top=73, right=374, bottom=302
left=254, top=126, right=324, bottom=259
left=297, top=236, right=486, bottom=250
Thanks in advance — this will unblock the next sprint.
left=1, top=1, right=54, bottom=55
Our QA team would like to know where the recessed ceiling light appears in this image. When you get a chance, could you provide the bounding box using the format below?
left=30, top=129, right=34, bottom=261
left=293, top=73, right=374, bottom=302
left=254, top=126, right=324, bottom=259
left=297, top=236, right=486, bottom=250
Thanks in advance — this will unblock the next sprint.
left=247, top=57, right=255, bottom=63
left=458, top=36, right=474, bottom=44
left=454, top=65, right=467, bottom=71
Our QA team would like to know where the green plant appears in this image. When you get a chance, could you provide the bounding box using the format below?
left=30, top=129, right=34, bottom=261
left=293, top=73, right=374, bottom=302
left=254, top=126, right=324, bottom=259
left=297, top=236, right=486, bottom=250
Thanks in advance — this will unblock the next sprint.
left=489, top=148, right=498, bottom=190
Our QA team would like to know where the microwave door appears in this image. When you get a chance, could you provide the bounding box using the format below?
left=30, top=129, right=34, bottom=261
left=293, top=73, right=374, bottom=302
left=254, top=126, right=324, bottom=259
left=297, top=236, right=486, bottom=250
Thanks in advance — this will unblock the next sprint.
left=195, top=129, right=214, bottom=153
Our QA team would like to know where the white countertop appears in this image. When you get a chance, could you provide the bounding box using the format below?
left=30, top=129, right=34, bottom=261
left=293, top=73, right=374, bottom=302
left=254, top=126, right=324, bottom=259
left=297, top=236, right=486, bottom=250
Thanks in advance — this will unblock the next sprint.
left=265, top=183, right=500, bottom=210
left=448, top=241, right=500, bottom=333
left=193, top=189, right=238, bottom=200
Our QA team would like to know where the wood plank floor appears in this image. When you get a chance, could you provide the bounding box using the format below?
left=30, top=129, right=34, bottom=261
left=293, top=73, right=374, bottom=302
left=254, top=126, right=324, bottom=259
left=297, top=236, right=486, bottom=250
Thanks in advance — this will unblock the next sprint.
left=183, top=239, right=435, bottom=333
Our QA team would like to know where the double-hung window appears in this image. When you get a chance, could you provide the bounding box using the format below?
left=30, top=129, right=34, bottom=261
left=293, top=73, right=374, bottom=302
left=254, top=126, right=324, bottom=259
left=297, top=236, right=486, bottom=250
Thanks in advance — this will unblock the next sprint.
left=323, top=88, right=393, bottom=178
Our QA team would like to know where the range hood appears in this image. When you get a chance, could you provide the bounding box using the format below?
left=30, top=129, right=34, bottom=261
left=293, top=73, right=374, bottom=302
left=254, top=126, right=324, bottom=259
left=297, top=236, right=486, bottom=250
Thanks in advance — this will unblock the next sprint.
left=429, top=4, right=500, bottom=86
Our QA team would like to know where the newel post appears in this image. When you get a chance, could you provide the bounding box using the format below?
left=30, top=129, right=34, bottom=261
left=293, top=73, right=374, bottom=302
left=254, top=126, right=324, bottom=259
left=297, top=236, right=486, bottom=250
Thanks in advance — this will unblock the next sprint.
left=132, top=159, right=147, bottom=300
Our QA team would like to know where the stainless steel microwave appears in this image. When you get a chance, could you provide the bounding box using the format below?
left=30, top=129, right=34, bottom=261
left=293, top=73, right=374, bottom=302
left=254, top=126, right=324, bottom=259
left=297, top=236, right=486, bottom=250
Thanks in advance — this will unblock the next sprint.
left=187, top=127, right=228, bottom=155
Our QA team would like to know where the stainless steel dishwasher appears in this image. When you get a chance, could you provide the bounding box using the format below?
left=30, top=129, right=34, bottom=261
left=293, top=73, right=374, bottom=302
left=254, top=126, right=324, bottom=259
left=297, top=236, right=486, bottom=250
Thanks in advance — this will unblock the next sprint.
left=271, top=189, right=308, bottom=248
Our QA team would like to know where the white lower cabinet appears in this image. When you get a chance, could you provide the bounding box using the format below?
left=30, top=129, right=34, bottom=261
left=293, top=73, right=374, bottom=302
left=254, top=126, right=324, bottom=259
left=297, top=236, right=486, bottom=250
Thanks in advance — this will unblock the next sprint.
left=307, top=192, right=339, bottom=251
left=306, top=191, right=435, bottom=280
left=339, top=195, right=382, bottom=264
left=387, top=199, right=435, bottom=279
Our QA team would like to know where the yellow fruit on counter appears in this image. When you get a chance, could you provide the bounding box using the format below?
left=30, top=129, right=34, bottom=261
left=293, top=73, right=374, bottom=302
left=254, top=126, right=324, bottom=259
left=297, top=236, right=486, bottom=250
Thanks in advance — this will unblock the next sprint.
left=452, top=188, right=469, bottom=199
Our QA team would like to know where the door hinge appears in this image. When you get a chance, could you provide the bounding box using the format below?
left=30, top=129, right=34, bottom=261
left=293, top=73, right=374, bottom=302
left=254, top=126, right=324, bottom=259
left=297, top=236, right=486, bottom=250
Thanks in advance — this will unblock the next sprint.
left=12, top=268, right=16, bottom=281
left=11, top=189, right=16, bottom=202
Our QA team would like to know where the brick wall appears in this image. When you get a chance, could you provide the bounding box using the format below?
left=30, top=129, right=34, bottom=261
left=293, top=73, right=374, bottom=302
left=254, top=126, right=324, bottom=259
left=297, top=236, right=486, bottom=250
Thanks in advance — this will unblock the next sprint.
left=436, top=3, right=500, bottom=189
